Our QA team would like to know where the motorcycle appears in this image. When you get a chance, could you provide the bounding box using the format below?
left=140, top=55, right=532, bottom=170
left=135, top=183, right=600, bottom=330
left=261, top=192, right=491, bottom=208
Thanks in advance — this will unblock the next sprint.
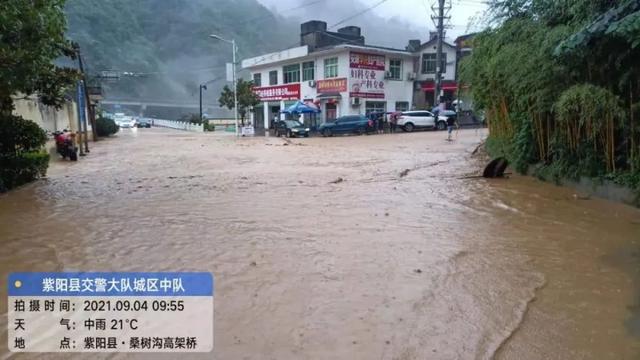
left=53, top=131, right=78, bottom=161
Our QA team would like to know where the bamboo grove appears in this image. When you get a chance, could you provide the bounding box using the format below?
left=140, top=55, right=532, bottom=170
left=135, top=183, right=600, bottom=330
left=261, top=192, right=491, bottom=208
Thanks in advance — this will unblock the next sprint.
left=460, top=0, right=640, bottom=189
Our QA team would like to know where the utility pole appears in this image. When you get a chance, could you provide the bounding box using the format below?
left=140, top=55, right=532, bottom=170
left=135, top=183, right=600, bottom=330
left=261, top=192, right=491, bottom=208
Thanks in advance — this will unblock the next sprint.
left=199, top=84, right=207, bottom=122
left=73, top=43, right=92, bottom=153
left=209, top=34, right=239, bottom=137
left=232, top=39, right=239, bottom=136
left=432, top=0, right=451, bottom=106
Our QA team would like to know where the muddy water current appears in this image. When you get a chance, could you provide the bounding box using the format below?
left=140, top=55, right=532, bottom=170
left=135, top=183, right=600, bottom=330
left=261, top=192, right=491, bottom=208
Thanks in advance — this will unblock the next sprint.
left=1, top=128, right=639, bottom=359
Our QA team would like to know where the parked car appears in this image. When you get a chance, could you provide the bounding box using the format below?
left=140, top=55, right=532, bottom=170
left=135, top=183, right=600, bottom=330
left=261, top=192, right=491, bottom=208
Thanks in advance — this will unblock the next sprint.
left=319, top=115, right=374, bottom=137
left=117, top=116, right=136, bottom=128
left=397, top=111, right=448, bottom=132
left=275, top=120, right=309, bottom=137
left=136, top=118, right=152, bottom=128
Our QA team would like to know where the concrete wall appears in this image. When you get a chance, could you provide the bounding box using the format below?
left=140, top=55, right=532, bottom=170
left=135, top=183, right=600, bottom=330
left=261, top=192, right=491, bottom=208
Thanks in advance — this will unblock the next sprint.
left=12, top=96, right=81, bottom=133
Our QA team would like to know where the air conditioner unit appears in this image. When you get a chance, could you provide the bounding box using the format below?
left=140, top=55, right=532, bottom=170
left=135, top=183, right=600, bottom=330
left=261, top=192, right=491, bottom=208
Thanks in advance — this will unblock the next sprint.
left=407, top=72, right=417, bottom=81
left=351, top=97, right=361, bottom=106
left=384, top=71, right=392, bottom=79
left=308, top=80, right=316, bottom=88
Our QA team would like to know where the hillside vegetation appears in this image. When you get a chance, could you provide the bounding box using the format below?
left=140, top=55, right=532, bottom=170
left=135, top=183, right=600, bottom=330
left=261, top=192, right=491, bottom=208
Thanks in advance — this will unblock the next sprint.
left=65, top=0, right=299, bottom=100
left=461, top=0, right=640, bottom=196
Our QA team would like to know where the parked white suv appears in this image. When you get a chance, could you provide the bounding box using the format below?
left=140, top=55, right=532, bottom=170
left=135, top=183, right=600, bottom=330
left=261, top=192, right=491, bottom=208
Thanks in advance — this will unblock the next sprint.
left=397, top=111, right=448, bottom=132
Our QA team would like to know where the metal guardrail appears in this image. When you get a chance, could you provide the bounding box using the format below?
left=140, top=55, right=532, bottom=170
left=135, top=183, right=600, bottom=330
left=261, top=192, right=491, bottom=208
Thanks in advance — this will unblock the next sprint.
left=153, top=119, right=204, bottom=133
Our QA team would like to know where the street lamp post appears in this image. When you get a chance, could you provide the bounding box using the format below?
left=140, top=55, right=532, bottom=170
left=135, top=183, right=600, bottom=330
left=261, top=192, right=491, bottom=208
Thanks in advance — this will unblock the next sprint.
left=210, top=34, right=238, bottom=137
left=199, top=84, right=207, bottom=122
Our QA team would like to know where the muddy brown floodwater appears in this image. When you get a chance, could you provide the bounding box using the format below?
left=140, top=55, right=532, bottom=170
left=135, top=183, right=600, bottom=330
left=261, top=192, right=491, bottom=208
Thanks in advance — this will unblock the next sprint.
left=1, top=127, right=639, bottom=359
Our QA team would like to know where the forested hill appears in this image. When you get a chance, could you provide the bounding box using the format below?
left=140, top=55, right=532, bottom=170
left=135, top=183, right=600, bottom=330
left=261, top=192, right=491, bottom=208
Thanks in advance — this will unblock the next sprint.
left=64, top=0, right=299, bottom=101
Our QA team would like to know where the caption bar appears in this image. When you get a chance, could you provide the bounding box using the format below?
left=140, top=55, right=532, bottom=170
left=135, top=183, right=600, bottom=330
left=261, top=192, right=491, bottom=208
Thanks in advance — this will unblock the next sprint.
left=8, top=272, right=213, bottom=353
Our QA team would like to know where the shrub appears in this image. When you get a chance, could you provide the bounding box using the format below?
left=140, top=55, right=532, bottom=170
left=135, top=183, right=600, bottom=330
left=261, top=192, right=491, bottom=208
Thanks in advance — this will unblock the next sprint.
left=96, top=116, right=119, bottom=137
left=0, top=151, right=50, bottom=192
left=0, top=114, right=47, bottom=155
left=0, top=114, right=49, bottom=192
left=203, top=121, right=215, bottom=132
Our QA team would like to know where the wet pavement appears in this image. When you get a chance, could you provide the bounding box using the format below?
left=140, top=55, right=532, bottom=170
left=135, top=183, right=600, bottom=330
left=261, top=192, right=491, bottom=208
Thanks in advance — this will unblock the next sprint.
left=1, top=127, right=639, bottom=359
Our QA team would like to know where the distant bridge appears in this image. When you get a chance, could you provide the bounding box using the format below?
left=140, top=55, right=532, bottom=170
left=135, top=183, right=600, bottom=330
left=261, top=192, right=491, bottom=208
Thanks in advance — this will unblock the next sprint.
left=100, top=98, right=233, bottom=118
left=101, top=98, right=226, bottom=109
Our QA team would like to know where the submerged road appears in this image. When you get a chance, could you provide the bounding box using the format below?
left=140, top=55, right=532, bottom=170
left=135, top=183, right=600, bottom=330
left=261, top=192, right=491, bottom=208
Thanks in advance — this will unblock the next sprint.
left=1, top=127, right=639, bottom=359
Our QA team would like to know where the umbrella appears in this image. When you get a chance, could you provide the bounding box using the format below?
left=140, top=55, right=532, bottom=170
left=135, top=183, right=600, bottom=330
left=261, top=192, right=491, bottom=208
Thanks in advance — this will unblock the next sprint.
left=282, top=101, right=321, bottom=114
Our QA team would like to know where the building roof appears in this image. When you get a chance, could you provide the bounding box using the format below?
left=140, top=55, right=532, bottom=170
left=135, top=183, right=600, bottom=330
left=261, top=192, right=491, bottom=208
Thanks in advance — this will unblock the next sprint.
left=242, top=43, right=413, bottom=70
left=454, top=33, right=478, bottom=44
left=416, top=37, right=456, bottom=51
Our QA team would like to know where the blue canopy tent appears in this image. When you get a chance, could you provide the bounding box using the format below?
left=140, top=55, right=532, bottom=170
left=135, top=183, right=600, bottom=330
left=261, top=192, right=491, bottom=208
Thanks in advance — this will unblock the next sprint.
left=281, top=101, right=322, bottom=131
left=282, top=101, right=321, bottom=114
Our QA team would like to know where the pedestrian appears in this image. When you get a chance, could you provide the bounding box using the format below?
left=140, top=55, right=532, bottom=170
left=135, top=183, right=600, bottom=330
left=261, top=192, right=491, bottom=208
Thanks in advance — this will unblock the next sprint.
left=446, top=115, right=457, bottom=141
left=377, top=113, right=384, bottom=134
left=389, top=112, right=398, bottom=133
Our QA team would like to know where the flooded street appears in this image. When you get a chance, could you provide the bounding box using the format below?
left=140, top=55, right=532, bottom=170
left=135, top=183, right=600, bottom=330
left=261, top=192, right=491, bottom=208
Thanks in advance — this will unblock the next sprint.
left=1, top=127, right=639, bottom=359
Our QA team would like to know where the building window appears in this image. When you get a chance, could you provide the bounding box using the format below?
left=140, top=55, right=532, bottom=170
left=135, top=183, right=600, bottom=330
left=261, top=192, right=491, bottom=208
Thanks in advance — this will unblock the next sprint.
left=324, top=57, right=338, bottom=78
left=395, top=101, right=409, bottom=112
left=421, top=53, right=447, bottom=74
left=269, top=70, right=278, bottom=85
left=389, top=59, right=402, bottom=80
left=253, top=73, right=261, bottom=87
left=283, top=64, right=300, bottom=84
left=365, top=101, right=386, bottom=115
left=302, top=61, right=314, bottom=81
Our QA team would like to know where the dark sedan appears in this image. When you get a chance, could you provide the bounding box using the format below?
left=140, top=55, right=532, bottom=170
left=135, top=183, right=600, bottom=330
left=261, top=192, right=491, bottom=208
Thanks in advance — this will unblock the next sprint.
left=275, top=120, right=309, bottom=137
left=136, top=118, right=152, bottom=128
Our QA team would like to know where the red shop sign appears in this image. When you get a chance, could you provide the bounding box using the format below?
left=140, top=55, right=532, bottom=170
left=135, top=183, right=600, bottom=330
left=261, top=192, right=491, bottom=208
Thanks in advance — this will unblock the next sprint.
left=317, top=78, right=347, bottom=93
left=253, top=84, right=301, bottom=101
left=349, top=51, right=385, bottom=71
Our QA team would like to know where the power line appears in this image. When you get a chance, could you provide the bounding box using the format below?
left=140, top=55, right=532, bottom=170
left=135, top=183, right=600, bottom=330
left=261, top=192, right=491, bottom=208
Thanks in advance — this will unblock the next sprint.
left=241, top=0, right=327, bottom=28
left=328, top=0, right=390, bottom=29
left=248, top=0, right=393, bottom=68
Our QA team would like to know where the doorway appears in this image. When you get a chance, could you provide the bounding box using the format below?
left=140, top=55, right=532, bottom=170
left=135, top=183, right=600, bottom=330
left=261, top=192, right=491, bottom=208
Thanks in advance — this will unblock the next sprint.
left=325, top=103, right=337, bottom=121
left=268, top=104, right=281, bottom=130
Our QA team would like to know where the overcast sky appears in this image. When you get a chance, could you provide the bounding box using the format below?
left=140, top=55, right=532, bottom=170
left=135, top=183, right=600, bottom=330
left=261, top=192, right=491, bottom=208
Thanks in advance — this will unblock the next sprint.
left=257, top=0, right=488, bottom=39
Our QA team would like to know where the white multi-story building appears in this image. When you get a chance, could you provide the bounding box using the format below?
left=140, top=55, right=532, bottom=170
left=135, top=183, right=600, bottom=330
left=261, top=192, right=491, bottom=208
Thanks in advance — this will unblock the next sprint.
left=241, top=20, right=462, bottom=133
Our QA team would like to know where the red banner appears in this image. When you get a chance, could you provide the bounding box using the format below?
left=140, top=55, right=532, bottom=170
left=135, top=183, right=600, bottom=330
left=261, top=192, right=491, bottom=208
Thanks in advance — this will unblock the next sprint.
left=349, top=52, right=385, bottom=70
left=316, top=78, right=347, bottom=93
left=254, top=84, right=300, bottom=101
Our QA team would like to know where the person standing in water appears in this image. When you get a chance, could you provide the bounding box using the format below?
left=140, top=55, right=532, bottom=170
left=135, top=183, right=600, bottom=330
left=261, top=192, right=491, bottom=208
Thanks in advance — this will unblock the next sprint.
left=389, top=113, right=398, bottom=133
left=446, top=115, right=456, bottom=141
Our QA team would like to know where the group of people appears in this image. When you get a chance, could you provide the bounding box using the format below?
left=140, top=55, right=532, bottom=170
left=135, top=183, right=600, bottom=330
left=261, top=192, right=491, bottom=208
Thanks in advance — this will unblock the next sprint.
left=367, top=112, right=401, bottom=134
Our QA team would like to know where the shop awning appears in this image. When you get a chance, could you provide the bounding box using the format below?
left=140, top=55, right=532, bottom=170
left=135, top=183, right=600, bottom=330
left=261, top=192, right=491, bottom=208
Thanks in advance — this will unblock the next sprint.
left=281, top=100, right=321, bottom=114
left=421, top=81, right=458, bottom=91
left=316, top=92, right=342, bottom=100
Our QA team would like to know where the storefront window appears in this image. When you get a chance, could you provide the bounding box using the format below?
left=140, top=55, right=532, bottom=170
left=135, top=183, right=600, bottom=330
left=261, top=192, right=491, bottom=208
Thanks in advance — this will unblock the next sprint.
left=389, top=59, right=402, bottom=80
left=269, top=70, right=278, bottom=85
left=302, top=61, right=314, bottom=81
left=324, top=58, right=338, bottom=78
left=365, top=101, right=386, bottom=115
left=283, top=64, right=300, bottom=84
left=253, top=73, right=261, bottom=87
left=395, top=101, right=409, bottom=112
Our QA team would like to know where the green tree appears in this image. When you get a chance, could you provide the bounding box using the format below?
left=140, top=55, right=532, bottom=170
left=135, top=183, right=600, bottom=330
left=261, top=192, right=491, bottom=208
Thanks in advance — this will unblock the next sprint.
left=461, top=0, right=640, bottom=193
left=0, top=0, right=76, bottom=191
left=0, top=0, right=78, bottom=114
left=218, top=79, right=260, bottom=125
